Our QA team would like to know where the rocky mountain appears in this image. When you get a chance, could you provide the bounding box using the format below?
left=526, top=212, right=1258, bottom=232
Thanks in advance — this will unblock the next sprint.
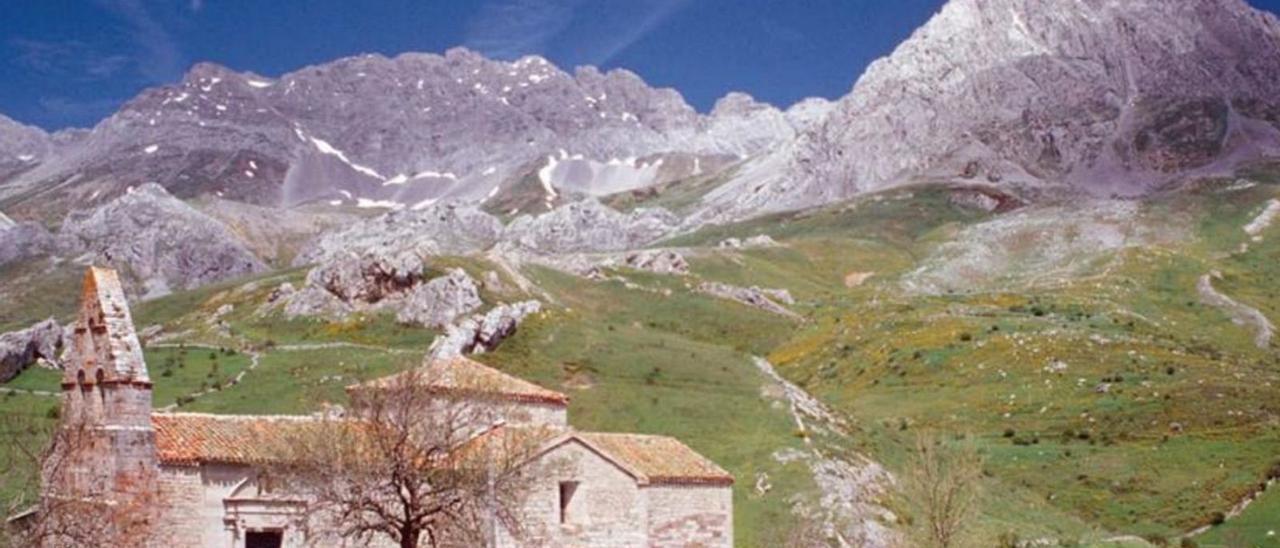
left=0, top=49, right=808, bottom=222
left=56, top=184, right=267, bottom=296
left=699, top=0, right=1280, bottom=219
left=0, top=114, right=51, bottom=182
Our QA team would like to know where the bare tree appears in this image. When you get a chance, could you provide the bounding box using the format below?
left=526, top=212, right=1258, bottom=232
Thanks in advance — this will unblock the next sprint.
left=903, top=432, right=984, bottom=548
left=262, top=368, right=548, bottom=548
left=2, top=415, right=159, bottom=548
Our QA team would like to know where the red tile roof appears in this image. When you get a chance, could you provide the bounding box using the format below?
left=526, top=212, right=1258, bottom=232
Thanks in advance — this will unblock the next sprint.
left=576, top=432, right=734, bottom=486
left=346, top=356, right=569, bottom=406
left=152, top=413, right=320, bottom=466
left=467, top=426, right=734, bottom=487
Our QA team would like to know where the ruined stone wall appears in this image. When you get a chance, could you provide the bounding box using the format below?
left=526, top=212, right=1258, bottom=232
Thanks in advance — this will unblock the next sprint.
left=644, top=484, right=733, bottom=548
left=498, top=441, right=648, bottom=548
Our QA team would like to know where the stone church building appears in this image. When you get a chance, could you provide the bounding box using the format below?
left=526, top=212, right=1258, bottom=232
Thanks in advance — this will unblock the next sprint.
left=37, top=267, right=733, bottom=547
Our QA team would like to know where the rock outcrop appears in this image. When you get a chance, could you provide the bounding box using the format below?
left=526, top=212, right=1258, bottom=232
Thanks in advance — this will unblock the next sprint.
left=295, top=204, right=504, bottom=267
left=281, top=252, right=483, bottom=328
left=504, top=200, right=677, bottom=253
left=698, top=282, right=799, bottom=319
left=57, top=184, right=267, bottom=297
left=429, top=301, right=542, bottom=358
left=0, top=319, right=64, bottom=383
left=0, top=219, right=55, bottom=266
left=395, top=269, right=484, bottom=328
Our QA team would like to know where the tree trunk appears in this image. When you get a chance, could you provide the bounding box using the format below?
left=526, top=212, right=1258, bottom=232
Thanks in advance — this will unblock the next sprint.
left=400, top=525, right=418, bottom=548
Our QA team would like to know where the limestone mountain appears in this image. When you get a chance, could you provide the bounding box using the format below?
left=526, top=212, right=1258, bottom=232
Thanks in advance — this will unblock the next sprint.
left=700, top=0, right=1280, bottom=219
left=0, top=49, right=806, bottom=222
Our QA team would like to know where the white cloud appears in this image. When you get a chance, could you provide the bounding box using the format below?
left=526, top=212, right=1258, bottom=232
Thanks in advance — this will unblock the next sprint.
left=464, top=0, right=689, bottom=64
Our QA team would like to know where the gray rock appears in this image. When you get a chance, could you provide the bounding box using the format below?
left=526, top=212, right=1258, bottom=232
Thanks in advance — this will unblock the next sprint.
left=0, top=319, right=64, bottom=383
left=304, top=250, right=424, bottom=303
left=504, top=200, right=677, bottom=253
left=698, top=282, right=799, bottom=319
left=429, top=300, right=542, bottom=358
left=0, top=219, right=55, bottom=266
left=57, top=183, right=267, bottom=296
left=295, top=204, right=503, bottom=267
left=622, top=249, right=689, bottom=275
left=395, top=269, right=483, bottom=328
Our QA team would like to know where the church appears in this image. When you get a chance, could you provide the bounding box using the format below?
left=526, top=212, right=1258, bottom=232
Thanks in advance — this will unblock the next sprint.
left=34, top=267, right=733, bottom=547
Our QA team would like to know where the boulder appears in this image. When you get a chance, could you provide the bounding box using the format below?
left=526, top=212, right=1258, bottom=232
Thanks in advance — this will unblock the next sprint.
left=0, top=319, right=64, bottom=383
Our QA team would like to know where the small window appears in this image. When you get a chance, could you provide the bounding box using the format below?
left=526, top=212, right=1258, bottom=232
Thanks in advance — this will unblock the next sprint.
left=246, top=530, right=283, bottom=548
left=558, top=481, right=579, bottom=524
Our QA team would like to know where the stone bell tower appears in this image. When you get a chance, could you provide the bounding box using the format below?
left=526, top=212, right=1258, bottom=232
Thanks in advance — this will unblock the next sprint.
left=52, top=267, right=157, bottom=499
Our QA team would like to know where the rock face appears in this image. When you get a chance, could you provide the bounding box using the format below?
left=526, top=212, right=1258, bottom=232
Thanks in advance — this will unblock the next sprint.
left=305, top=250, right=425, bottom=304
left=705, top=0, right=1280, bottom=219
left=0, top=218, right=55, bottom=266
left=504, top=200, right=677, bottom=253
left=57, top=184, right=267, bottom=297
left=282, top=252, right=483, bottom=328
left=429, top=301, right=542, bottom=358
left=0, top=114, right=50, bottom=180
left=0, top=319, right=64, bottom=383
left=295, top=204, right=504, bottom=267
left=0, top=49, right=805, bottom=221
left=396, top=269, right=484, bottom=328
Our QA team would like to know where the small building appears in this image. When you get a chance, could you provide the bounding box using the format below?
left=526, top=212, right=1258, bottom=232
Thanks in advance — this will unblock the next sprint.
left=39, top=267, right=733, bottom=547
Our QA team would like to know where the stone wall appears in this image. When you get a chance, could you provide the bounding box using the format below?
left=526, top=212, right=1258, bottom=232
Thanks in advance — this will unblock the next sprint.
left=644, top=484, right=733, bottom=548
left=499, top=441, right=648, bottom=547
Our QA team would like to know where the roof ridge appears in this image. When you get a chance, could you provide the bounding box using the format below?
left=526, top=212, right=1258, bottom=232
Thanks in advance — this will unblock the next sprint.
left=153, top=412, right=318, bottom=422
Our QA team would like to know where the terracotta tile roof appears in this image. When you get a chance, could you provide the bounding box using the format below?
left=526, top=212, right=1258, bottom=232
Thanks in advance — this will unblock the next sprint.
left=347, top=356, right=569, bottom=406
left=467, top=427, right=734, bottom=487
left=576, top=432, right=734, bottom=486
left=152, top=413, right=320, bottom=466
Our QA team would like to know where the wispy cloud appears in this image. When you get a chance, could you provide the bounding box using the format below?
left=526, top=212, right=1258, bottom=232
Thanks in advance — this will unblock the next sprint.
left=190, top=0, right=204, bottom=12
left=464, top=0, right=582, bottom=60
left=10, top=38, right=131, bottom=80
left=583, top=0, right=689, bottom=66
left=463, top=0, right=689, bottom=65
left=95, top=0, right=185, bottom=83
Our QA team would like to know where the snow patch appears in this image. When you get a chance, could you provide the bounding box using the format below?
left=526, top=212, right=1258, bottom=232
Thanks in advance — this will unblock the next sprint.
left=309, top=137, right=384, bottom=179
left=244, top=171, right=255, bottom=178
left=144, top=145, right=159, bottom=155
left=16, top=154, right=35, bottom=162
left=215, top=104, right=228, bottom=112
left=383, top=174, right=410, bottom=186
left=411, top=198, right=437, bottom=210
left=412, top=170, right=459, bottom=181
left=328, top=200, right=343, bottom=206
left=356, top=198, right=404, bottom=210
left=246, top=79, right=273, bottom=89
left=482, top=166, right=497, bottom=176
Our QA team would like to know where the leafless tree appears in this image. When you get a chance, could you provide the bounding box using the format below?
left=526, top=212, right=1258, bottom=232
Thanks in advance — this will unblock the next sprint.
left=903, top=432, right=984, bottom=548
left=262, top=368, right=549, bottom=548
left=1, top=414, right=159, bottom=548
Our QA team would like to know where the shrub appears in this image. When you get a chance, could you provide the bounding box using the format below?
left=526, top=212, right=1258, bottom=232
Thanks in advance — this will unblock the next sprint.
left=1003, top=428, right=1016, bottom=438
left=1209, top=511, right=1226, bottom=526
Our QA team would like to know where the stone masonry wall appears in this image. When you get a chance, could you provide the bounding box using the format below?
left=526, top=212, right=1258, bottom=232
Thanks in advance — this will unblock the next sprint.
left=644, top=485, right=733, bottom=548
left=499, top=441, right=648, bottom=547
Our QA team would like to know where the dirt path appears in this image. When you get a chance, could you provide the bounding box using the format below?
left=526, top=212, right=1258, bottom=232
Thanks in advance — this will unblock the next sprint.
left=1197, top=272, right=1274, bottom=349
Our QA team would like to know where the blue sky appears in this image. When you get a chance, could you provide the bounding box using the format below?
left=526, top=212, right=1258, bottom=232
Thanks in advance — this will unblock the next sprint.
left=3, top=0, right=1279, bottom=130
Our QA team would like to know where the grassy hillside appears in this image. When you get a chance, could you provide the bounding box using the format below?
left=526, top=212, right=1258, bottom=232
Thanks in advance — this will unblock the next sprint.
left=4, top=174, right=1280, bottom=545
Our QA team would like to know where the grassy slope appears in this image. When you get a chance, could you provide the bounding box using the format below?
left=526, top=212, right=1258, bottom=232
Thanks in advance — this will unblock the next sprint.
left=4, top=176, right=1280, bottom=544
left=671, top=181, right=1280, bottom=544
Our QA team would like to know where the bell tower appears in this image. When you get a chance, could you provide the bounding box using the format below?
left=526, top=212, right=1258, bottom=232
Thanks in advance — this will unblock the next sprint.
left=53, top=267, right=157, bottom=498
